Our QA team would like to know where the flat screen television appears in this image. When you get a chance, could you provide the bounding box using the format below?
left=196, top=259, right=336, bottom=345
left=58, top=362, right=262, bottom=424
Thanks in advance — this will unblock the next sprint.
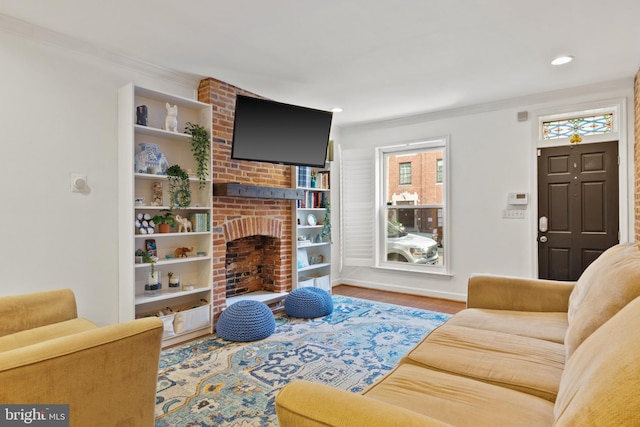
left=231, top=95, right=333, bottom=168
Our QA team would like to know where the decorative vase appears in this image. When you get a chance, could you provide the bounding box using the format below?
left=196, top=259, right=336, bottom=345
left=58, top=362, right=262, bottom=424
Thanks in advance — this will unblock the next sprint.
left=134, top=143, right=169, bottom=174
left=145, top=271, right=161, bottom=295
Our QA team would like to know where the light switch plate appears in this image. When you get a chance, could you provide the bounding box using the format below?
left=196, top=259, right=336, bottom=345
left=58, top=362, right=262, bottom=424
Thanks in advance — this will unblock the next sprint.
left=503, top=209, right=525, bottom=219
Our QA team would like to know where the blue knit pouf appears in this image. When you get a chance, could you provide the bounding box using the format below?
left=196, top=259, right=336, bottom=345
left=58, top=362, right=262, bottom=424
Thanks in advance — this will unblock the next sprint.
left=285, top=287, right=334, bottom=318
left=217, top=300, right=275, bottom=342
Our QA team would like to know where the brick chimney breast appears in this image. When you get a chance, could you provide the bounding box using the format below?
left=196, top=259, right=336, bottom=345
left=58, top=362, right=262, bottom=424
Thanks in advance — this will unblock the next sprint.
left=199, top=77, right=293, bottom=319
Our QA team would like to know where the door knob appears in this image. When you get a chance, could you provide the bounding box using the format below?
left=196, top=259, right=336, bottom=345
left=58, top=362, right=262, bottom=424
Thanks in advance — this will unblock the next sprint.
left=540, top=236, right=548, bottom=243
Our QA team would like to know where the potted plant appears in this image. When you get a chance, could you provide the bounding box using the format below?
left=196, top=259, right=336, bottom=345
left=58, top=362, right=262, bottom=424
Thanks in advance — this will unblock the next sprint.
left=166, top=164, right=191, bottom=209
left=321, top=201, right=331, bottom=242
left=135, top=248, right=146, bottom=263
left=184, top=122, right=210, bottom=190
left=153, top=210, right=175, bottom=233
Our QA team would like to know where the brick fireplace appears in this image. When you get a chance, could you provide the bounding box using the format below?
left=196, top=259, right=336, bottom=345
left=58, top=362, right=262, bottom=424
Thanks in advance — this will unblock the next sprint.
left=198, top=78, right=293, bottom=319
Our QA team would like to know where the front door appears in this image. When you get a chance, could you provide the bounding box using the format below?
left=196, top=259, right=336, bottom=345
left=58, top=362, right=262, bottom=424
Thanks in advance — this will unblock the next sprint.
left=537, top=142, right=618, bottom=280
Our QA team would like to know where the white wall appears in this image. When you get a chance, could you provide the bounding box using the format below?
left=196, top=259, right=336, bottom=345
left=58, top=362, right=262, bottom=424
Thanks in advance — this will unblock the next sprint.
left=334, top=82, right=635, bottom=301
left=0, top=19, right=200, bottom=325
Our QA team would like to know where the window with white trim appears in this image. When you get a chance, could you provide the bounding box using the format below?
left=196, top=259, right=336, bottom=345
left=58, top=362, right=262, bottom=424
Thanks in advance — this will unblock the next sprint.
left=377, top=138, right=448, bottom=273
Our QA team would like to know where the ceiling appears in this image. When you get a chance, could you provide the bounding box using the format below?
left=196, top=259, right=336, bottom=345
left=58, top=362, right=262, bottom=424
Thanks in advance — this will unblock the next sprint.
left=2, top=1, right=639, bottom=127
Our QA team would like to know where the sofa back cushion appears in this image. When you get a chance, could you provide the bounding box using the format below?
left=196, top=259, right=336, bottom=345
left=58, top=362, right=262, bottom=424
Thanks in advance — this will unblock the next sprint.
left=565, top=243, right=640, bottom=357
left=554, top=295, right=640, bottom=426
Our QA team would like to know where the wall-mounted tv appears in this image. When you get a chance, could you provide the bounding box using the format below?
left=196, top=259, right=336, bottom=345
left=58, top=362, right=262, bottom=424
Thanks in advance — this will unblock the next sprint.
left=231, top=95, right=333, bottom=168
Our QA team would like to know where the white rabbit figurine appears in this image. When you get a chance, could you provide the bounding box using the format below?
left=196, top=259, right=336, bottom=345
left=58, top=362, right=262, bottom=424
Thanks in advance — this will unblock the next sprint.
left=163, top=103, right=178, bottom=132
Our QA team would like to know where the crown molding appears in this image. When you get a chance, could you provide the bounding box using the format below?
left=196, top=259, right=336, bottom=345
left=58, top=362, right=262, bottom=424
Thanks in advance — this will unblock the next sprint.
left=342, top=78, right=633, bottom=131
left=0, top=13, right=202, bottom=90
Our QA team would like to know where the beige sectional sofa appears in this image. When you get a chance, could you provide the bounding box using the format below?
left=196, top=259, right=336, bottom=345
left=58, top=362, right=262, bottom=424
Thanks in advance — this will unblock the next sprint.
left=276, top=242, right=640, bottom=426
left=0, top=288, right=163, bottom=427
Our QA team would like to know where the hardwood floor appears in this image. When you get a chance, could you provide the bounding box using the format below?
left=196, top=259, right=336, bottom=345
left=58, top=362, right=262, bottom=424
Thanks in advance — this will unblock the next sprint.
left=332, top=284, right=466, bottom=314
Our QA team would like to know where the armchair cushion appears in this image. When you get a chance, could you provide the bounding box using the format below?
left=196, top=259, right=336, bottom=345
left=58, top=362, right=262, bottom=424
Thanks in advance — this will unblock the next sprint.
left=0, top=288, right=77, bottom=337
left=0, top=318, right=96, bottom=352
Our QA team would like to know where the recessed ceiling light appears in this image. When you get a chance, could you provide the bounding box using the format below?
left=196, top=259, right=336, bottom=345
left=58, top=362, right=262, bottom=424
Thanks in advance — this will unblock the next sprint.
left=551, top=55, right=574, bottom=66
left=331, top=107, right=343, bottom=113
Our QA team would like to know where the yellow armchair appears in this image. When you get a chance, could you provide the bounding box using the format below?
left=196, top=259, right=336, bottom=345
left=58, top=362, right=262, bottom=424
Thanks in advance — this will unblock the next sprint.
left=0, top=289, right=163, bottom=426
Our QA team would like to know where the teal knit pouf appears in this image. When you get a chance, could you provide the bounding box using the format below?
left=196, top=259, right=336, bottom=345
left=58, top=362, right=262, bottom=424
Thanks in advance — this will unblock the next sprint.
left=217, top=300, right=275, bottom=342
left=285, top=287, right=333, bottom=318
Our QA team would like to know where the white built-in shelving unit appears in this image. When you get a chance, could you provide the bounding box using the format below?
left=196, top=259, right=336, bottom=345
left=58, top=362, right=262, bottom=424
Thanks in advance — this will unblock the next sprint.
left=118, top=84, right=213, bottom=347
left=292, top=165, right=332, bottom=291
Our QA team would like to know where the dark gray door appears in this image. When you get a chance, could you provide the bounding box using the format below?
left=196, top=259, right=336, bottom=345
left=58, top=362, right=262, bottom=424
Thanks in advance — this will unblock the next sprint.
left=537, top=142, right=619, bottom=280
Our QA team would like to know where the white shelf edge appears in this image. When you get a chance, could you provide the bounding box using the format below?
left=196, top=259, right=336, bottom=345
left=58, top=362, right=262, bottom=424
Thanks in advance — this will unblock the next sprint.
left=134, top=256, right=211, bottom=268
left=298, top=263, right=331, bottom=273
left=135, top=86, right=209, bottom=108
left=135, top=205, right=211, bottom=210
left=134, top=172, right=211, bottom=183
left=135, top=286, right=213, bottom=305
left=134, top=124, right=191, bottom=141
left=298, top=242, right=330, bottom=248
left=135, top=231, right=211, bottom=239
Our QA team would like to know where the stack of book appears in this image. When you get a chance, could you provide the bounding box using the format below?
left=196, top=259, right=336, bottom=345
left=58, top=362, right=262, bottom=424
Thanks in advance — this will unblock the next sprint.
left=297, top=166, right=312, bottom=188
left=189, top=213, right=210, bottom=232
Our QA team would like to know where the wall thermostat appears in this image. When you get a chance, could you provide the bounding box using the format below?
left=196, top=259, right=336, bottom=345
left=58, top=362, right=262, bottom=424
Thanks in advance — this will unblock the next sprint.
left=507, top=192, right=528, bottom=205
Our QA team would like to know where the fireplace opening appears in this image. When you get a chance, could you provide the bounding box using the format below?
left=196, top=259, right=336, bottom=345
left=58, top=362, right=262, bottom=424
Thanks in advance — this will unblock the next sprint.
left=225, top=235, right=280, bottom=298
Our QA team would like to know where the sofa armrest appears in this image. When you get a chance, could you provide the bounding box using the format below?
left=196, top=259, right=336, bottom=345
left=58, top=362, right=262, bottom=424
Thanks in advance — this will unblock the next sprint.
left=0, top=289, right=78, bottom=337
left=276, top=380, right=454, bottom=427
left=0, top=317, right=163, bottom=427
left=467, top=274, right=575, bottom=312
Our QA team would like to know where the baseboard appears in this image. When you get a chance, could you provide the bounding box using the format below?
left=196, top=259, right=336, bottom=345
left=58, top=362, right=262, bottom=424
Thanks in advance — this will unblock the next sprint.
left=335, top=279, right=466, bottom=302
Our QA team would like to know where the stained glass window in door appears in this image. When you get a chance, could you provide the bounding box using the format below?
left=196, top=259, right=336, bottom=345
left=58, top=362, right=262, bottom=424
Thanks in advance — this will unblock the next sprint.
left=543, top=114, right=612, bottom=140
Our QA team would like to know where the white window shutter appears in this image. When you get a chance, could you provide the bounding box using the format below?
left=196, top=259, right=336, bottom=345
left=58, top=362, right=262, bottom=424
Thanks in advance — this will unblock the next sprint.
left=340, top=147, right=375, bottom=268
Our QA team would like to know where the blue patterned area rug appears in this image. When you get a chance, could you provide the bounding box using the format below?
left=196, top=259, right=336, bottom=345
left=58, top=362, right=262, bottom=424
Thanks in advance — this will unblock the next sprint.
left=155, top=295, right=451, bottom=427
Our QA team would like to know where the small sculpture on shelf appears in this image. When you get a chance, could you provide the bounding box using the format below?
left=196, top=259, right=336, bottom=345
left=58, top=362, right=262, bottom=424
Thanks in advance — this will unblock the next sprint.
left=174, top=246, right=194, bottom=258
left=135, top=212, right=155, bottom=235
left=163, top=103, right=178, bottom=132
left=136, top=105, right=148, bottom=126
left=167, top=272, right=180, bottom=290
left=175, top=215, right=192, bottom=233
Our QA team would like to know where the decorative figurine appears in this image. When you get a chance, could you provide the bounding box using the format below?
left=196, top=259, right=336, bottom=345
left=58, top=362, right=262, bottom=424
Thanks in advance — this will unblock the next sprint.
left=174, top=246, right=194, bottom=258
left=136, top=105, right=148, bottom=126
left=167, top=272, right=180, bottom=289
left=175, top=215, right=192, bottom=233
left=152, top=182, right=163, bottom=206
left=163, top=103, right=178, bottom=132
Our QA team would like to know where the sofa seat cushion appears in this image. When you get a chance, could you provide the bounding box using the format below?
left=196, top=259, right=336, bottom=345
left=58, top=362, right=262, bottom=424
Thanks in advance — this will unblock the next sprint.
left=446, top=308, right=568, bottom=343
left=0, top=318, right=97, bottom=352
left=403, top=324, right=565, bottom=401
left=364, top=363, right=554, bottom=427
